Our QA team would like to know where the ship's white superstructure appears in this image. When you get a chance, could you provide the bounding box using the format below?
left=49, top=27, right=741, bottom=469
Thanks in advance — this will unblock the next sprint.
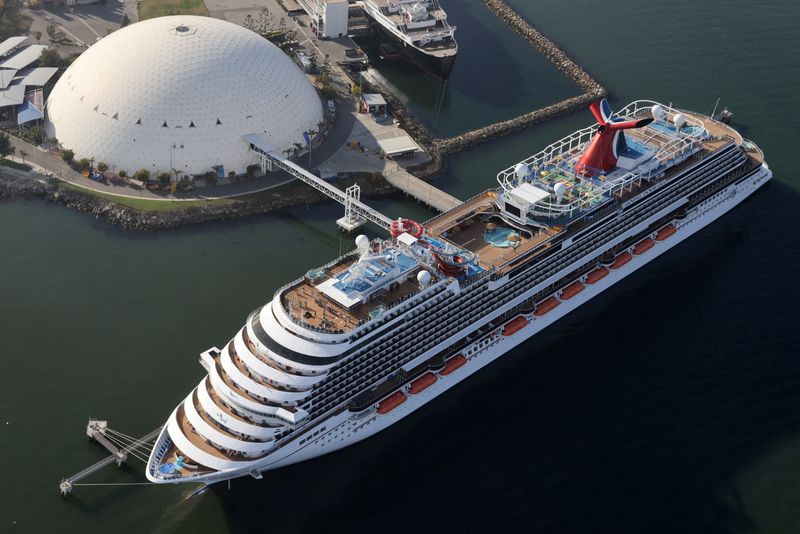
left=147, top=100, right=771, bottom=485
left=359, top=0, right=458, bottom=78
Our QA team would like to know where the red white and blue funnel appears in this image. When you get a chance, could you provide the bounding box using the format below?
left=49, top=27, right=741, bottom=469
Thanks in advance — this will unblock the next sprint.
left=575, top=99, right=653, bottom=176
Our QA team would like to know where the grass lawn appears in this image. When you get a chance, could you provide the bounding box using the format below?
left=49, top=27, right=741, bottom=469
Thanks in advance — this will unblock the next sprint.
left=0, top=158, right=32, bottom=172
left=53, top=179, right=313, bottom=213
left=56, top=181, right=239, bottom=212
left=138, top=0, right=209, bottom=21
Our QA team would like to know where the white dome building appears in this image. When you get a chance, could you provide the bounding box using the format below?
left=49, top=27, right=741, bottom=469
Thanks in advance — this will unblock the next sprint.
left=45, top=16, right=323, bottom=176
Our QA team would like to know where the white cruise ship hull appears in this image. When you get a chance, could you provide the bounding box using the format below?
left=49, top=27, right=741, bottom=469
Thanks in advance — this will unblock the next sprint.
left=150, top=163, right=771, bottom=486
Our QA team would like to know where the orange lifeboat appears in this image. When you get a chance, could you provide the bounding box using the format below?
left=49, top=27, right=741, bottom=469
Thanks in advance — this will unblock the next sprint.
left=586, top=267, right=609, bottom=284
left=633, top=238, right=654, bottom=255
left=561, top=281, right=585, bottom=300
left=502, top=316, right=529, bottom=336
left=376, top=391, right=407, bottom=414
left=656, top=224, right=676, bottom=241
left=440, top=354, right=467, bottom=376
left=610, top=252, right=632, bottom=269
left=534, top=296, right=560, bottom=316
left=409, top=373, right=436, bottom=394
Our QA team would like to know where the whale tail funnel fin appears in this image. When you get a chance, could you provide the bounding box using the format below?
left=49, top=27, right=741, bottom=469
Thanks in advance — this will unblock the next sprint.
left=576, top=99, right=653, bottom=176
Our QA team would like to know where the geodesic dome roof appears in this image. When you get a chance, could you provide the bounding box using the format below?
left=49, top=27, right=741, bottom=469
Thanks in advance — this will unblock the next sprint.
left=45, top=16, right=323, bottom=176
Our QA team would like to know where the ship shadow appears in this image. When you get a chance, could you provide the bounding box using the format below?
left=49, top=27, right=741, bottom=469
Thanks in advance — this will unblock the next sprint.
left=204, top=179, right=800, bottom=533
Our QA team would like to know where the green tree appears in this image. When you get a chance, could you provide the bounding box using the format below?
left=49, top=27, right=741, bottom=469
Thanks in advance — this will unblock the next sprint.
left=97, top=161, right=108, bottom=173
left=120, top=13, right=130, bottom=28
left=45, top=23, right=56, bottom=41
left=242, top=14, right=255, bottom=33
left=157, top=171, right=171, bottom=187
left=19, top=149, right=28, bottom=163
left=60, top=148, right=74, bottom=163
left=246, top=164, right=260, bottom=177
left=134, top=169, right=150, bottom=182
left=0, top=132, right=12, bottom=158
left=27, top=125, right=45, bottom=145
left=39, top=47, right=62, bottom=68
left=118, top=169, right=127, bottom=178
left=34, top=31, right=42, bottom=43
left=77, top=157, right=91, bottom=171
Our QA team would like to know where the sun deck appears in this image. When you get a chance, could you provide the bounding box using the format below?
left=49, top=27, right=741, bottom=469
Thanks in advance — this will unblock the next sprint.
left=425, top=192, right=558, bottom=271
left=281, top=253, right=425, bottom=333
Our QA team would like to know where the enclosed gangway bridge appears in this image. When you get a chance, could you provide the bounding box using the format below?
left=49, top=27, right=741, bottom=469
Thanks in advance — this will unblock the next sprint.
left=244, top=133, right=394, bottom=232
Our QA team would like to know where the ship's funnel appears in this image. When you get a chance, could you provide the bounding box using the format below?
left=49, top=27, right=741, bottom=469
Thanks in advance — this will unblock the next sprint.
left=575, top=98, right=654, bottom=177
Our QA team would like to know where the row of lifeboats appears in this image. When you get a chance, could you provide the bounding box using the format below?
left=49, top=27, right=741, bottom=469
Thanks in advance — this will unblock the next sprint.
left=511, top=223, right=680, bottom=322
left=374, top=224, right=681, bottom=415
left=375, top=354, right=468, bottom=414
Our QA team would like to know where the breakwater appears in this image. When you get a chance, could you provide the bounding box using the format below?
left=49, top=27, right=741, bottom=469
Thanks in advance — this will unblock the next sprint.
left=0, top=172, right=394, bottom=231
left=365, top=0, right=606, bottom=179
left=429, top=0, right=606, bottom=157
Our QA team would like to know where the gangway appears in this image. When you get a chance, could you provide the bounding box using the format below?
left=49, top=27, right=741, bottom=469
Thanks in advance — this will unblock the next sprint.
left=244, top=133, right=393, bottom=231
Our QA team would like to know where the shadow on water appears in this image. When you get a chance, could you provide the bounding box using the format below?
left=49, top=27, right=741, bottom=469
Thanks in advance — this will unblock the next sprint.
left=181, top=180, right=800, bottom=533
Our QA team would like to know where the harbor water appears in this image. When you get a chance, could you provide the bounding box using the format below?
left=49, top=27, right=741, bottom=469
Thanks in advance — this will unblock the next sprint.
left=1, top=0, right=799, bottom=532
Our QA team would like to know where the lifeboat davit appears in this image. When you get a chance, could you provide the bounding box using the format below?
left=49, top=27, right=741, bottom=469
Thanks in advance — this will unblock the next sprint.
left=633, top=238, right=654, bottom=255
left=376, top=391, right=407, bottom=414
left=440, top=354, right=467, bottom=376
left=610, top=252, right=632, bottom=269
left=502, top=316, right=529, bottom=336
left=561, top=281, right=585, bottom=300
left=534, top=296, right=560, bottom=316
left=409, top=373, right=436, bottom=394
left=586, top=267, right=609, bottom=284
left=656, top=224, right=677, bottom=241
left=390, top=218, right=424, bottom=239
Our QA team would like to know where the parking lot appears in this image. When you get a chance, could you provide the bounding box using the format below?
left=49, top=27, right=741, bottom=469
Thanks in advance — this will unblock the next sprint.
left=27, top=0, right=138, bottom=55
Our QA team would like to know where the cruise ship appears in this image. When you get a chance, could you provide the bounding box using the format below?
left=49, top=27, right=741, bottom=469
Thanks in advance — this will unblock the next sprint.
left=147, top=99, right=771, bottom=485
left=360, top=0, right=457, bottom=79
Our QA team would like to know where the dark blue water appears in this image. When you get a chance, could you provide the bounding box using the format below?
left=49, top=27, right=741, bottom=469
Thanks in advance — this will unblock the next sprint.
left=2, top=0, right=799, bottom=532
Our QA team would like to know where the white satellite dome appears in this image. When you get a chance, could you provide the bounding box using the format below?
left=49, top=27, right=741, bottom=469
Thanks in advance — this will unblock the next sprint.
left=355, top=234, right=370, bottom=250
left=45, top=16, right=323, bottom=176
left=651, top=104, right=665, bottom=121
left=417, top=270, right=431, bottom=287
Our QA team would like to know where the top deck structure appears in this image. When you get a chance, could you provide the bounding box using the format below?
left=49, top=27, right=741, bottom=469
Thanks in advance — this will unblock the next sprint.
left=275, top=101, right=761, bottom=337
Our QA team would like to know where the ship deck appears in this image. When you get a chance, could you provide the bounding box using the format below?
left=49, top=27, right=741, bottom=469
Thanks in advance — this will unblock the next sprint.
left=425, top=192, right=558, bottom=271
left=281, top=259, right=424, bottom=333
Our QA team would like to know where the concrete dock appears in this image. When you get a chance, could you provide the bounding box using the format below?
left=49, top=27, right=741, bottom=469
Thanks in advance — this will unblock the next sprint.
left=383, top=161, right=461, bottom=212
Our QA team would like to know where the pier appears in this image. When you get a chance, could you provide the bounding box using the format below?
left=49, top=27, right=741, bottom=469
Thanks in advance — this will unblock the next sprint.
left=59, top=419, right=162, bottom=496
left=383, top=160, right=461, bottom=212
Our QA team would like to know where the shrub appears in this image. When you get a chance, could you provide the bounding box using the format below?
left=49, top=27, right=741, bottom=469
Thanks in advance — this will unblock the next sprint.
left=96, top=161, right=108, bottom=173
left=157, top=172, right=171, bottom=187
left=133, top=169, right=151, bottom=182
left=77, top=158, right=91, bottom=171
left=118, top=169, right=127, bottom=178
left=60, top=148, right=74, bottom=163
left=246, top=164, right=261, bottom=177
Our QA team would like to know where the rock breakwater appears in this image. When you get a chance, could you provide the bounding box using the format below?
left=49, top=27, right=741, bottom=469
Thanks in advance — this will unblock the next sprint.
left=0, top=171, right=394, bottom=231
